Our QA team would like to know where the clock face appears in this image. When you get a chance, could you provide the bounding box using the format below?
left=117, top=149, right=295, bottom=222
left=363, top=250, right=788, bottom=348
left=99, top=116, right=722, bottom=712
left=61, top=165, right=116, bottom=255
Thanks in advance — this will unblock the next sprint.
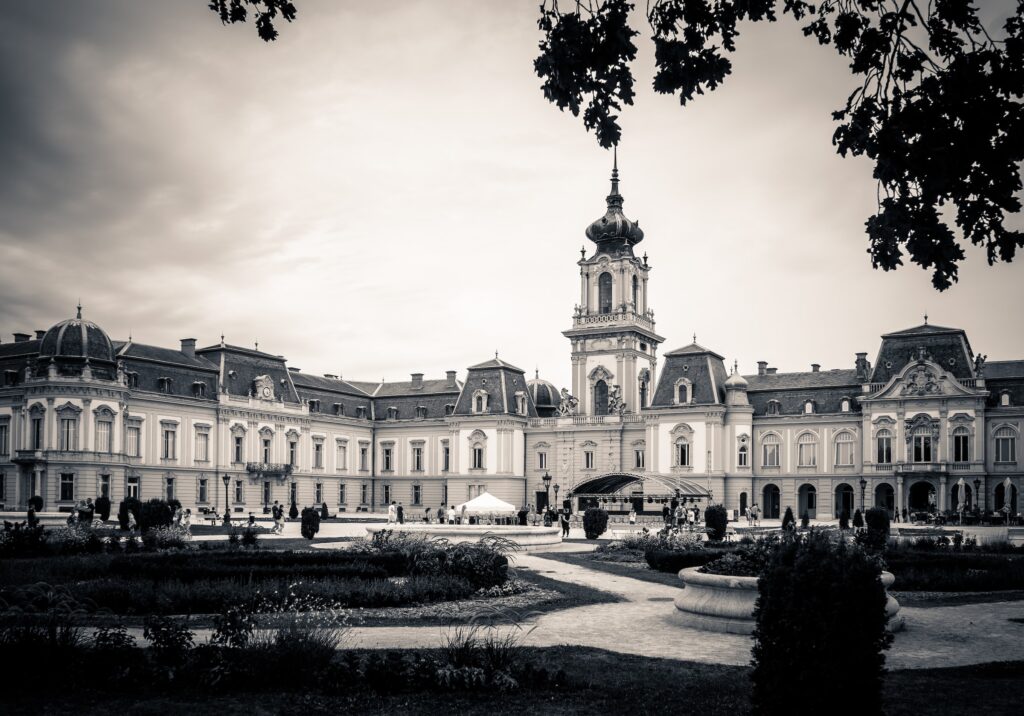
left=261, top=386, right=272, bottom=399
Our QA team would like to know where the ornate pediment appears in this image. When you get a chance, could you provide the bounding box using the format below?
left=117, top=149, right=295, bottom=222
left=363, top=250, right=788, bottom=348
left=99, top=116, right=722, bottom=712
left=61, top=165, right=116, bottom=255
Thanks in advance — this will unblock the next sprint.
left=589, top=365, right=614, bottom=383
left=252, top=374, right=275, bottom=401
left=901, top=365, right=940, bottom=396
left=870, top=357, right=978, bottom=400
left=904, top=413, right=939, bottom=443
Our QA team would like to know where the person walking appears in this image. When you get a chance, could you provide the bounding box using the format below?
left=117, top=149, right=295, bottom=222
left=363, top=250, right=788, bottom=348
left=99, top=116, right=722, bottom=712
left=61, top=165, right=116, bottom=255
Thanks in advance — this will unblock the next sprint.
left=397, top=502, right=405, bottom=524
left=460, top=504, right=467, bottom=525
left=447, top=504, right=456, bottom=525
left=662, top=502, right=670, bottom=527
left=387, top=501, right=397, bottom=524
left=181, top=508, right=192, bottom=535
left=424, top=506, right=432, bottom=524
left=559, top=507, right=571, bottom=538
left=628, top=507, right=637, bottom=526
left=437, top=504, right=445, bottom=524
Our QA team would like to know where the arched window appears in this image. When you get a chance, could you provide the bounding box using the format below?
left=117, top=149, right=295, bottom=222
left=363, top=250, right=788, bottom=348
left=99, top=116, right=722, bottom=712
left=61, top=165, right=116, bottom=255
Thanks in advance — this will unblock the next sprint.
left=804, top=400, right=814, bottom=415
left=639, top=378, right=648, bottom=408
left=1000, top=391, right=1011, bottom=407
left=952, top=426, right=970, bottom=463
left=737, top=436, right=749, bottom=468
left=766, top=400, right=781, bottom=416
left=834, top=431, right=854, bottom=466
left=762, top=433, right=781, bottom=467
left=674, top=378, right=691, bottom=405
left=594, top=379, right=609, bottom=415
left=598, top=272, right=613, bottom=314
left=472, top=389, right=489, bottom=415
left=911, top=422, right=934, bottom=463
left=995, top=426, right=1017, bottom=463
left=876, top=429, right=892, bottom=464
left=675, top=437, right=691, bottom=467
left=797, top=432, right=818, bottom=467
left=841, top=398, right=851, bottom=412
left=631, top=275, right=639, bottom=308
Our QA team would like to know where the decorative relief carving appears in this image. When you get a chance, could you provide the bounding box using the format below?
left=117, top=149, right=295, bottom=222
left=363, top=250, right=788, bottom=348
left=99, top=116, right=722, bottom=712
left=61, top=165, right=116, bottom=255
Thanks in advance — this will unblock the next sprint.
left=902, top=366, right=939, bottom=396
left=904, top=413, right=940, bottom=443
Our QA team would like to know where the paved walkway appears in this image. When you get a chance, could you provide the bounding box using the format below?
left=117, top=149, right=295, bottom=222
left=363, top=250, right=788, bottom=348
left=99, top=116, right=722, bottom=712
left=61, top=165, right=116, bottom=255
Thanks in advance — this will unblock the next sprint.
left=340, top=550, right=1024, bottom=670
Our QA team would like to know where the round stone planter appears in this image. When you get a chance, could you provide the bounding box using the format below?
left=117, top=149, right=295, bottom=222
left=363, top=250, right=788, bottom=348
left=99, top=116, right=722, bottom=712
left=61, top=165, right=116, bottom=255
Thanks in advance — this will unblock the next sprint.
left=674, top=567, right=904, bottom=634
left=364, top=524, right=562, bottom=551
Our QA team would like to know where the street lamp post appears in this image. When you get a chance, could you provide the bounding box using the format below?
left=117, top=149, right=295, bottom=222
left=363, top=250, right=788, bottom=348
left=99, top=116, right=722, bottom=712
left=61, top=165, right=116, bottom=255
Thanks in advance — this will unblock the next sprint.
left=859, top=478, right=868, bottom=511
left=542, top=471, right=552, bottom=510
left=222, top=474, right=231, bottom=526
left=973, top=478, right=981, bottom=511
left=553, top=483, right=560, bottom=509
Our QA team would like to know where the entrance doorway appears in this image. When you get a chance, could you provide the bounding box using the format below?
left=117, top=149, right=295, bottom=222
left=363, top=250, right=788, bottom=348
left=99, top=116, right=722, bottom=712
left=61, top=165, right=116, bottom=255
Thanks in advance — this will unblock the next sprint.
left=263, top=481, right=271, bottom=510
left=762, top=484, right=780, bottom=519
left=874, top=483, right=895, bottom=517
left=908, top=481, right=936, bottom=512
left=798, top=484, right=817, bottom=520
left=739, top=491, right=748, bottom=517
left=535, top=490, right=549, bottom=512
left=834, top=483, right=855, bottom=518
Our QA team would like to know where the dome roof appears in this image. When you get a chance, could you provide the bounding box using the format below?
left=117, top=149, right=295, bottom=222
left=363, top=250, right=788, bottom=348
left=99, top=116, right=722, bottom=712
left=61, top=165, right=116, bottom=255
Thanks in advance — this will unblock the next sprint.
left=585, top=150, right=644, bottom=252
left=725, top=363, right=748, bottom=390
left=39, top=306, right=115, bottom=364
left=528, top=374, right=560, bottom=409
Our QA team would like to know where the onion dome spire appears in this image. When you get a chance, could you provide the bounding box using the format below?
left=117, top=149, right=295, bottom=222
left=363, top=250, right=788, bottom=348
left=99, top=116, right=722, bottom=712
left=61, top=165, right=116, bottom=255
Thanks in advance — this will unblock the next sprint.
left=585, top=146, right=644, bottom=254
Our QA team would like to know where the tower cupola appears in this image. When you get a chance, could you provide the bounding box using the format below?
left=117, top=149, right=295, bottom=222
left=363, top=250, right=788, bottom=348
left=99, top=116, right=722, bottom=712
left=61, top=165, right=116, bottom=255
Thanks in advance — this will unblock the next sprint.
left=584, top=148, right=644, bottom=255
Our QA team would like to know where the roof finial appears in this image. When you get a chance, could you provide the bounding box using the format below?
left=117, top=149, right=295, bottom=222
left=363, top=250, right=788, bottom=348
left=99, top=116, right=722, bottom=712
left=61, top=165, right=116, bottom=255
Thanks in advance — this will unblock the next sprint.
left=924, top=312, right=928, bottom=325
left=495, top=350, right=499, bottom=360
left=693, top=332, right=697, bottom=344
left=734, top=359, right=738, bottom=375
left=220, top=333, right=225, bottom=347
left=610, top=145, right=620, bottom=197
left=254, top=339, right=258, bottom=351
left=535, top=367, right=539, bottom=379
left=76, top=300, right=82, bottom=319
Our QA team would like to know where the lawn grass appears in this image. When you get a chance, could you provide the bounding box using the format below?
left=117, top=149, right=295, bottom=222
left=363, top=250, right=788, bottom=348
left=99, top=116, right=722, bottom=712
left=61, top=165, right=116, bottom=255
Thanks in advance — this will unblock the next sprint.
left=536, top=550, right=683, bottom=587
left=1, top=648, right=1019, bottom=715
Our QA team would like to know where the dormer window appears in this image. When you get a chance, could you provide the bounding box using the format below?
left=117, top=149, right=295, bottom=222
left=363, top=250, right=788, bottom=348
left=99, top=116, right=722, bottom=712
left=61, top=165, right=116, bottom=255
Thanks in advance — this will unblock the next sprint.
left=157, top=377, right=172, bottom=393
left=334, top=403, right=345, bottom=416
left=1001, top=391, right=1012, bottom=407
left=472, top=389, right=489, bottom=414
left=514, top=392, right=527, bottom=416
left=308, top=399, right=321, bottom=413
left=673, top=378, right=692, bottom=405
left=803, top=401, right=815, bottom=415
left=4, top=370, right=18, bottom=386
left=840, top=398, right=851, bottom=413
left=127, top=372, right=139, bottom=389
left=445, top=403, right=455, bottom=416
left=386, top=406, right=399, bottom=420
left=415, top=405, right=428, bottom=419
left=355, top=406, right=368, bottom=419
left=766, top=400, right=781, bottom=416
left=192, top=381, right=206, bottom=398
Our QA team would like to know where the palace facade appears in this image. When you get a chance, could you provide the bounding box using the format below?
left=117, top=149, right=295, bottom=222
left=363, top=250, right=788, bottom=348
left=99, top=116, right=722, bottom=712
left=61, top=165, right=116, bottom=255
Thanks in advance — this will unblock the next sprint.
left=1, top=160, right=1022, bottom=519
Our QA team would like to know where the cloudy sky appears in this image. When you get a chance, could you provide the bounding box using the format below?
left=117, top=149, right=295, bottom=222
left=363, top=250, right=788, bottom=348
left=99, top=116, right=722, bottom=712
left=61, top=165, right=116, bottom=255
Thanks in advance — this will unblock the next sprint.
left=1, top=1, right=1021, bottom=389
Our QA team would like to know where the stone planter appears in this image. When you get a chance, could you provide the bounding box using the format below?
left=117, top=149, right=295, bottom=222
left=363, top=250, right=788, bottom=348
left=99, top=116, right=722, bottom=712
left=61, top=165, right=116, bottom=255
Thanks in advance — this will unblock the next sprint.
left=364, top=524, right=562, bottom=551
left=674, top=567, right=904, bottom=634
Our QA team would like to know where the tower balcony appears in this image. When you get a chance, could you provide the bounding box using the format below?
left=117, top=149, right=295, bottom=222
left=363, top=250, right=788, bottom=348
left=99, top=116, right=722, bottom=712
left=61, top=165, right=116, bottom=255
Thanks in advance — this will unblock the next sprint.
left=572, top=309, right=656, bottom=331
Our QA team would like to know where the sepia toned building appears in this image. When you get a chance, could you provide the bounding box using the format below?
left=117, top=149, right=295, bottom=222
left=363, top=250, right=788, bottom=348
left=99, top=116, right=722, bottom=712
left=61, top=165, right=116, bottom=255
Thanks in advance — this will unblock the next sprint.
left=1, top=161, right=1021, bottom=519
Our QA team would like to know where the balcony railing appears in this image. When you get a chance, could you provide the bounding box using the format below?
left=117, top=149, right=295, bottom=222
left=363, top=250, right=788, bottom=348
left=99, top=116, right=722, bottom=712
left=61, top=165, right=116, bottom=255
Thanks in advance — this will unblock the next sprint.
left=245, top=462, right=294, bottom=479
left=873, top=463, right=893, bottom=472
left=572, top=309, right=655, bottom=331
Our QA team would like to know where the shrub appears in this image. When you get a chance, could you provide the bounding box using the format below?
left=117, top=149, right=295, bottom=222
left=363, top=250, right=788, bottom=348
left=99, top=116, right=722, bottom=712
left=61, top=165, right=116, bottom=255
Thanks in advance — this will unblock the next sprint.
left=839, top=510, right=850, bottom=530
left=139, top=499, right=174, bottom=534
left=781, top=506, right=795, bottom=532
left=863, top=507, right=891, bottom=551
left=241, top=526, right=259, bottom=548
left=853, top=509, right=864, bottom=530
left=800, top=511, right=810, bottom=529
left=301, top=507, right=321, bottom=540
left=751, top=531, right=892, bottom=714
left=28, top=495, right=43, bottom=511
left=703, top=504, right=728, bottom=541
left=289, top=502, right=299, bottom=519
left=143, top=615, right=194, bottom=666
left=582, top=508, right=608, bottom=540
left=94, top=496, right=112, bottom=522
left=700, top=536, right=777, bottom=577
left=210, top=606, right=257, bottom=648
left=321, top=503, right=330, bottom=519
left=141, top=525, right=190, bottom=551
left=117, top=498, right=142, bottom=531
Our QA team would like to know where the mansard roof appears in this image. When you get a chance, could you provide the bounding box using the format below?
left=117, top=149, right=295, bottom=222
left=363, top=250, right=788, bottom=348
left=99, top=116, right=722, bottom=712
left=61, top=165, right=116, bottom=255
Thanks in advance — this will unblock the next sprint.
left=664, top=342, right=724, bottom=360
left=467, top=357, right=526, bottom=372
left=871, top=322, right=974, bottom=384
left=289, top=372, right=371, bottom=396
left=650, top=345, right=728, bottom=407
left=115, top=341, right=218, bottom=371
left=985, top=360, right=1024, bottom=379
left=196, top=344, right=300, bottom=404
left=744, top=369, right=860, bottom=391
left=453, top=357, right=537, bottom=417
left=882, top=323, right=963, bottom=337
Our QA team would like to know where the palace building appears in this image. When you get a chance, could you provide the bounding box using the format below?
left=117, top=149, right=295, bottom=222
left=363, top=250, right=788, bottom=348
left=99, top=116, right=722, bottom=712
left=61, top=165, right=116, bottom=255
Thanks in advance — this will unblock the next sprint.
left=1, top=159, right=1022, bottom=520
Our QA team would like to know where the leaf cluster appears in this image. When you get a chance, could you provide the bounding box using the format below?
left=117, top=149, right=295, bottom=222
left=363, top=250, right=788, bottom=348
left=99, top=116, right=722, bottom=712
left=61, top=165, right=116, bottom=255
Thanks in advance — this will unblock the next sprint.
left=208, top=0, right=297, bottom=42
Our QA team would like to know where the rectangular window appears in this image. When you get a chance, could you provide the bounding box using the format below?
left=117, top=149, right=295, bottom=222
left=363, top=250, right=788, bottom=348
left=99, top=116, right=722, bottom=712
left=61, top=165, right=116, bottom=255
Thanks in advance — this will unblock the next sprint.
left=165, top=477, right=175, bottom=501
left=675, top=443, right=689, bottom=467
left=60, top=418, right=77, bottom=451
left=538, top=452, right=548, bottom=470
left=234, top=436, right=244, bottom=463
left=234, top=480, right=244, bottom=503
left=412, top=445, right=423, bottom=472
left=289, top=440, right=298, bottom=467
left=834, top=443, right=853, bottom=467
left=913, top=435, right=932, bottom=463
left=126, top=475, right=139, bottom=499
left=315, top=483, right=323, bottom=504
left=0, top=424, right=8, bottom=455
left=877, top=436, right=892, bottom=464
left=336, top=442, right=347, bottom=471
left=100, top=474, right=110, bottom=499
left=996, top=436, right=1017, bottom=463
left=953, top=434, right=970, bottom=463
left=585, top=450, right=595, bottom=469
left=290, top=481, right=297, bottom=505
left=798, top=443, right=817, bottom=467
left=635, top=449, right=645, bottom=469
left=59, top=472, right=75, bottom=501
left=313, top=441, right=323, bottom=468
left=195, top=431, right=209, bottom=462
left=31, top=417, right=43, bottom=450
left=360, top=483, right=368, bottom=505
left=383, top=484, right=392, bottom=504
left=763, top=443, right=780, bottom=468
left=162, top=428, right=177, bottom=460
left=359, top=444, right=369, bottom=471
left=126, top=426, right=140, bottom=457
left=472, top=447, right=484, bottom=469
left=442, top=445, right=450, bottom=472
left=738, top=446, right=748, bottom=468
left=412, top=484, right=421, bottom=505
left=382, top=446, right=393, bottom=471
left=95, top=421, right=112, bottom=453
left=263, top=438, right=272, bottom=463
left=339, top=483, right=347, bottom=505
left=198, top=478, right=208, bottom=503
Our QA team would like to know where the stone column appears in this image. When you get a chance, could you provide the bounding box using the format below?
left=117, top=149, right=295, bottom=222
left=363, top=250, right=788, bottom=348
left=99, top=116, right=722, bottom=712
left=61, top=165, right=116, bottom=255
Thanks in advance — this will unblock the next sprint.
left=939, top=476, right=948, bottom=512
left=46, top=398, right=56, bottom=450
left=896, top=475, right=904, bottom=517
left=83, top=398, right=92, bottom=453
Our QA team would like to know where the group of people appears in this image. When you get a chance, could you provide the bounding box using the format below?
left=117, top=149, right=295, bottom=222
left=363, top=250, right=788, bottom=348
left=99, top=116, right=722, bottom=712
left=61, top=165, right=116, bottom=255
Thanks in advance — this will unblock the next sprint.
left=663, top=501, right=703, bottom=530
left=65, top=498, right=97, bottom=527
left=269, top=501, right=287, bottom=534
left=744, top=504, right=761, bottom=526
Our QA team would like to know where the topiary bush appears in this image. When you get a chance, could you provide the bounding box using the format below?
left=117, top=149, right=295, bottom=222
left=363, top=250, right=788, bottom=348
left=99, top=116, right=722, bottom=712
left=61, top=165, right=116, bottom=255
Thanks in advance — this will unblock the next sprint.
left=800, top=510, right=810, bottom=529
left=853, top=509, right=864, bottom=530
left=117, top=498, right=142, bottom=531
left=839, top=510, right=850, bottom=530
left=139, top=499, right=174, bottom=534
left=289, top=502, right=299, bottom=520
left=704, top=504, right=728, bottom=541
left=300, top=507, right=321, bottom=540
left=863, top=507, right=891, bottom=551
left=751, top=531, right=892, bottom=714
left=582, top=508, right=608, bottom=539
left=781, top=506, right=795, bottom=532
left=94, top=495, right=112, bottom=522
left=28, top=495, right=43, bottom=512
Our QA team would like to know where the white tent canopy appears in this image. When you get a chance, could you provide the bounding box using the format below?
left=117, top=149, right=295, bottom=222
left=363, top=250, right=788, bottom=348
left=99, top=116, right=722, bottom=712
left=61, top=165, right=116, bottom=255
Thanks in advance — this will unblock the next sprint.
left=454, top=491, right=518, bottom=515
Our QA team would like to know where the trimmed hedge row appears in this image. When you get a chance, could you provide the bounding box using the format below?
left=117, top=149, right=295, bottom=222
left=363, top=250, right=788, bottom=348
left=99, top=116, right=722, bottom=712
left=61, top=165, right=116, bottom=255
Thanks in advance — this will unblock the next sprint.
left=644, top=549, right=723, bottom=573
left=885, top=553, right=1024, bottom=592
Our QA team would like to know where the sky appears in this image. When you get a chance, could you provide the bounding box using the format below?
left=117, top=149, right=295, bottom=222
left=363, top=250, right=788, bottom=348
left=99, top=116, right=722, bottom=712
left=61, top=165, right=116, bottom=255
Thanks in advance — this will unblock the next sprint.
left=1, top=1, right=1022, bottom=390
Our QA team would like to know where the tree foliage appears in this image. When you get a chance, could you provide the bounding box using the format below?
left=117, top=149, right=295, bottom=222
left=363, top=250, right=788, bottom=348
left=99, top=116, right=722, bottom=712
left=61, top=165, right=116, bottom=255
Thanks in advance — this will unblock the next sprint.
left=536, top=1, right=1024, bottom=289
left=207, top=0, right=297, bottom=42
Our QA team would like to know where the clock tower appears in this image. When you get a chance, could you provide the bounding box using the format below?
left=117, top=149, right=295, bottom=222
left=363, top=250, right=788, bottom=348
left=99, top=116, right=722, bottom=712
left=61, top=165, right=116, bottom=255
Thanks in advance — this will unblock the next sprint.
left=563, top=152, right=663, bottom=416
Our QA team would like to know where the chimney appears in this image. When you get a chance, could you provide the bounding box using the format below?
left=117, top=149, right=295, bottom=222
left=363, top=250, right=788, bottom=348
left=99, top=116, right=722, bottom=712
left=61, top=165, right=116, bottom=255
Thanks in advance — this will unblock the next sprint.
left=757, top=361, right=768, bottom=376
left=411, top=373, right=424, bottom=389
left=446, top=370, right=458, bottom=388
left=35, top=330, right=45, bottom=339
left=13, top=333, right=30, bottom=343
left=811, top=363, right=820, bottom=373
left=180, top=338, right=196, bottom=358
left=288, top=366, right=301, bottom=372
left=323, top=374, right=337, bottom=379
left=766, top=367, right=778, bottom=375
